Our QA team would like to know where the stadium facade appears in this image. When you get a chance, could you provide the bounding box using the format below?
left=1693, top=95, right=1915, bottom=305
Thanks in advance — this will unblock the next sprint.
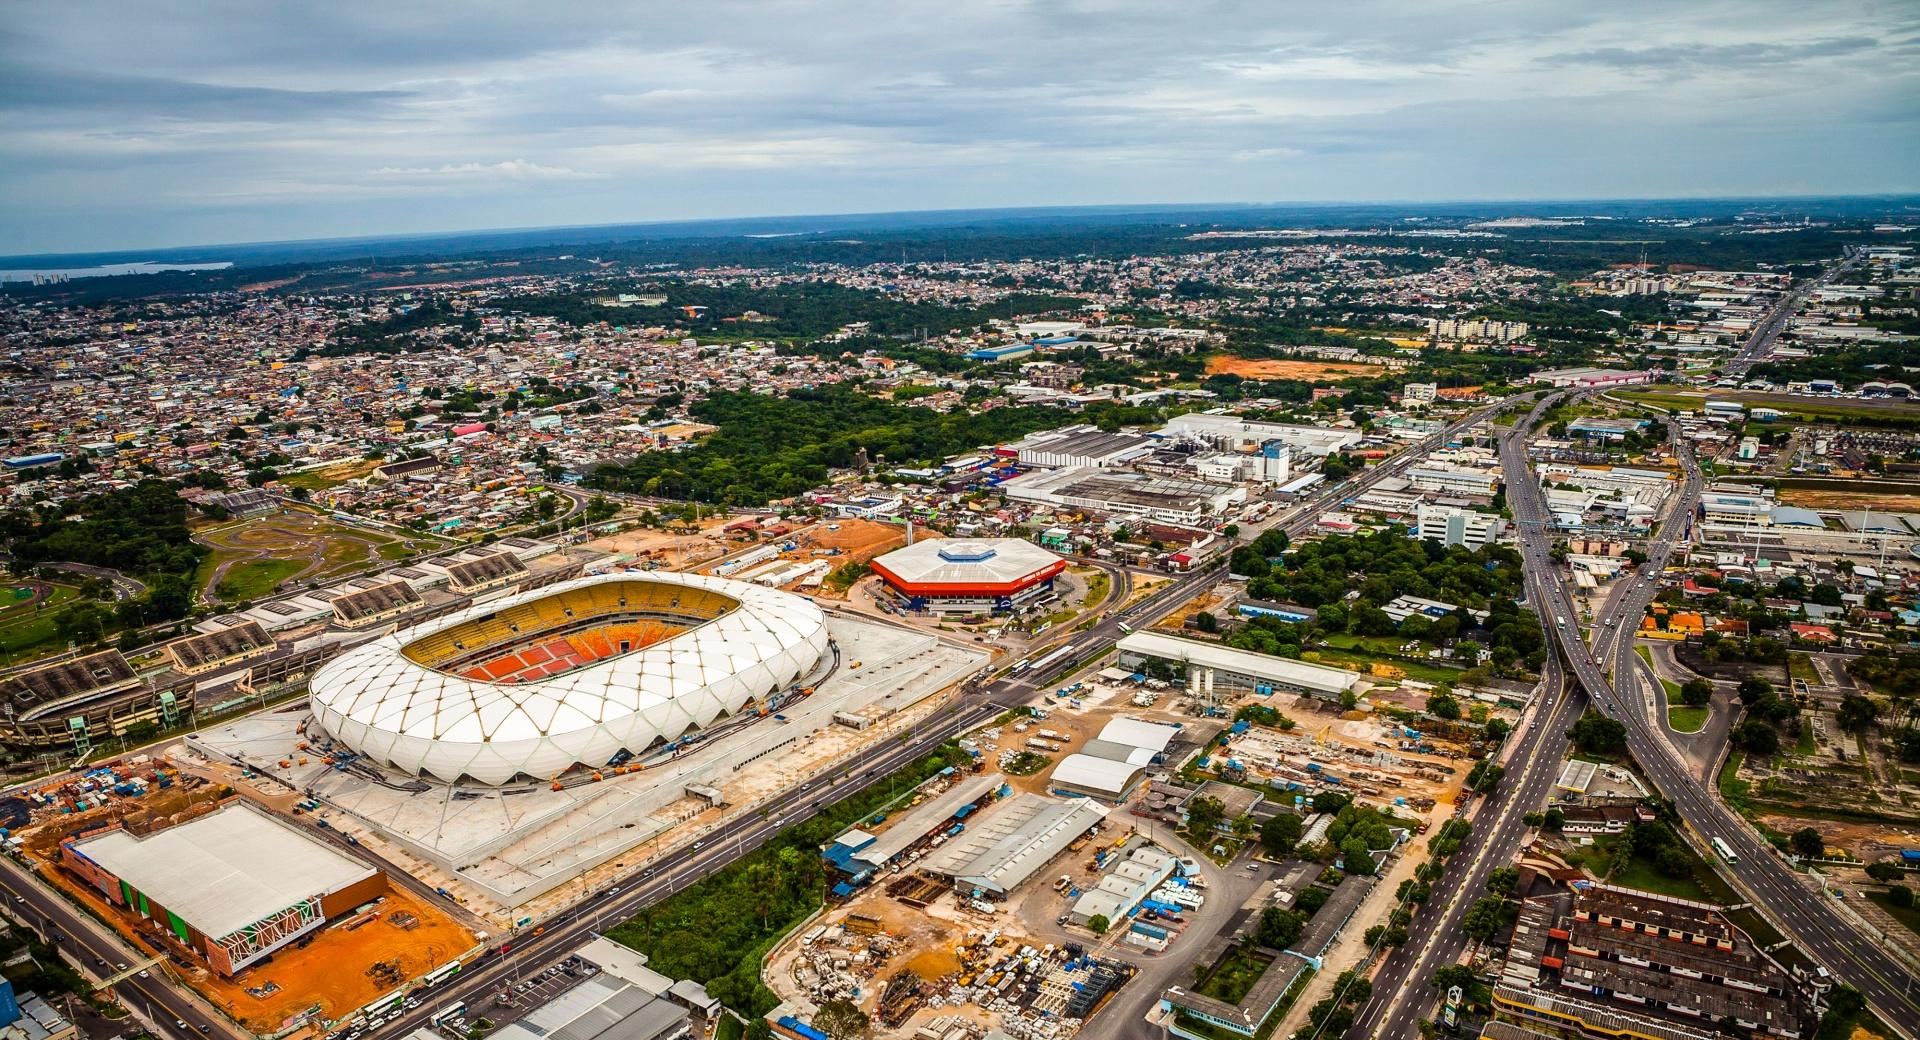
left=869, top=538, right=1067, bottom=616
left=307, top=572, right=830, bottom=784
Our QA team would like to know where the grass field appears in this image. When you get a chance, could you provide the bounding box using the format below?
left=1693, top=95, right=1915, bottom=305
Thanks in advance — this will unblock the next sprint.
left=1316, top=632, right=1467, bottom=684
left=1669, top=705, right=1709, bottom=733
left=213, top=559, right=307, bottom=602
left=1789, top=652, right=1818, bottom=684
left=193, top=508, right=452, bottom=603
left=0, top=582, right=85, bottom=664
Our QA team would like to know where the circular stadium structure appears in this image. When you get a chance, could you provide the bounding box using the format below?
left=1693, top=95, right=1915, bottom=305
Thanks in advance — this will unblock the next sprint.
left=307, top=572, right=830, bottom=784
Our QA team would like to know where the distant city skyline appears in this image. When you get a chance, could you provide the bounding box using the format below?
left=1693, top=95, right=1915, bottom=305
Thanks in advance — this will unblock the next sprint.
left=4, top=0, right=1916, bottom=254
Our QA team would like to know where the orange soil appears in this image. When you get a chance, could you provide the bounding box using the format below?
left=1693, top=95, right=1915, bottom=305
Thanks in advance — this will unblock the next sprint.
left=1205, top=356, right=1386, bottom=380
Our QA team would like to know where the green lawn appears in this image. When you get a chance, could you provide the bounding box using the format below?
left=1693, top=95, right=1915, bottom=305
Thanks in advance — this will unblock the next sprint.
left=1660, top=675, right=1709, bottom=732
left=1789, top=652, right=1818, bottom=684
left=214, top=559, right=306, bottom=601
left=1718, top=751, right=1751, bottom=812
left=1669, top=705, right=1709, bottom=733
left=0, top=583, right=90, bottom=664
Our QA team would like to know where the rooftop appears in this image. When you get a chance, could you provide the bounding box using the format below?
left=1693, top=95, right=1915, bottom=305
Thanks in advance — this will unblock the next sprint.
left=67, top=803, right=377, bottom=939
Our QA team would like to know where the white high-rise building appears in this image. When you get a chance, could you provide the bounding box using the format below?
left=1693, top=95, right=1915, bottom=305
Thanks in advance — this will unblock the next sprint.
left=1414, top=505, right=1506, bottom=549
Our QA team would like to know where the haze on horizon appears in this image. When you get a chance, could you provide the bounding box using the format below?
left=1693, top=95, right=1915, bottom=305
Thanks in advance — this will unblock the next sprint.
left=4, top=0, right=1917, bottom=255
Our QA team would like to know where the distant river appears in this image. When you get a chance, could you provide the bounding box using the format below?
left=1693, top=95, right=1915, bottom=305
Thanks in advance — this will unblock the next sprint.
left=0, top=260, right=234, bottom=283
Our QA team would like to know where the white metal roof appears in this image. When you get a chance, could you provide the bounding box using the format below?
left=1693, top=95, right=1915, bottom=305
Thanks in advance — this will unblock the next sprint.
left=871, top=538, right=1063, bottom=585
left=1050, top=754, right=1145, bottom=796
left=308, top=572, right=830, bottom=784
left=70, top=803, right=375, bottom=939
left=1116, top=630, right=1361, bottom=696
left=1096, top=717, right=1181, bottom=754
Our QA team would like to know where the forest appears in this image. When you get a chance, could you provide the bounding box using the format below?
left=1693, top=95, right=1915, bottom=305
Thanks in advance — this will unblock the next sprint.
left=584, top=385, right=1081, bottom=505
left=0, top=480, right=206, bottom=625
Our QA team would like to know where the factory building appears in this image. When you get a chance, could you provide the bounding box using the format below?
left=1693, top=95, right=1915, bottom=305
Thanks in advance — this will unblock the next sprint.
left=823, top=773, right=1007, bottom=886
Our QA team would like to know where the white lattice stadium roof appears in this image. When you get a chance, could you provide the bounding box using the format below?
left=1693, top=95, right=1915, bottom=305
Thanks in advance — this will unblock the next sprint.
left=308, top=572, right=830, bottom=784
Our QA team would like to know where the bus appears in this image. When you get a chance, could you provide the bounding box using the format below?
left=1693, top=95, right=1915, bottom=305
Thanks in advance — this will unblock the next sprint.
left=430, top=1003, right=467, bottom=1028
left=1710, top=837, right=1738, bottom=864
left=1117, top=621, right=1133, bottom=634
left=1009, top=658, right=1033, bottom=674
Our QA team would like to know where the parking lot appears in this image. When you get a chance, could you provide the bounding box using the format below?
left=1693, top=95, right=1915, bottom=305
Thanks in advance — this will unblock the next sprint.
left=430, top=955, right=595, bottom=1040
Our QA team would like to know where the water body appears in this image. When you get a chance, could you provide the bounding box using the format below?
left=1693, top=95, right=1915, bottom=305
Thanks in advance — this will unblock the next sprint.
left=0, top=260, right=233, bottom=283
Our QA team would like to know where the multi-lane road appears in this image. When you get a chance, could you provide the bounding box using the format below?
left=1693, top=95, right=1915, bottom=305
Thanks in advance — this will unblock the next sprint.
left=0, top=392, right=1521, bottom=1040
left=1504, top=390, right=1920, bottom=1037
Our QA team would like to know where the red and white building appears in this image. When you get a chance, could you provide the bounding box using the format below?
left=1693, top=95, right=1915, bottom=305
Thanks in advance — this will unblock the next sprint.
left=870, top=538, right=1067, bottom=616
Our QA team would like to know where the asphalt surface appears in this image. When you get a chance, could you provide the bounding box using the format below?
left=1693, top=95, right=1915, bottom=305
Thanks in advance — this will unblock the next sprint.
left=1505, top=391, right=1920, bottom=1038
left=0, top=394, right=1521, bottom=1040
left=0, top=857, right=239, bottom=1040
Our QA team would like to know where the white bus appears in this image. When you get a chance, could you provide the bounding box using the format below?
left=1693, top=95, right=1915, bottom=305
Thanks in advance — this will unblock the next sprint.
left=430, top=1003, right=467, bottom=1027
left=1710, top=836, right=1738, bottom=864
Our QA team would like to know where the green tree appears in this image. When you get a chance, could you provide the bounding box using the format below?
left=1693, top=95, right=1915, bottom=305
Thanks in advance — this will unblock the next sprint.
left=1569, top=710, right=1627, bottom=755
left=1427, top=690, right=1462, bottom=720
left=1680, top=678, right=1713, bottom=707
left=1789, top=828, right=1825, bottom=860
left=1486, top=866, right=1520, bottom=897
left=1837, top=694, right=1879, bottom=733
left=1257, top=907, right=1307, bottom=949
left=1462, top=896, right=1508, bottom=942
left=1865, top=860, right=1904, bottom=883
left=1087, top=914, right=1110, bottom=935
left=1185, top=795, right=1227, bottom=836
left=1260, top=812, right=1305, bottom=857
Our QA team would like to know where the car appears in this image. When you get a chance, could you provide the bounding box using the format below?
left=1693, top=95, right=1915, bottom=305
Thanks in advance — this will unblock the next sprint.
left=603, top=887, right=621, bottom=898
left=692, top=841, right=706, bottom=850
left=139, top=970, right=151, bottom=979
left=199, top=1026, right=210, bottom=1034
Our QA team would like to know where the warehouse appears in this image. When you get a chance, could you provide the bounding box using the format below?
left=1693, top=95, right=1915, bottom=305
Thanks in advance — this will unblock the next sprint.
left=1000, top=466, right=1245, bottom=524
left=1159, top=414, right=1363, bottom=457
left=1002, top=425, right=1154, bottom=468
left=868, top=539, right=1066, bottom=616
left=61, top=802, right=385, bottom=976
left=920, top=792, right=1109, bottom=898
left=1068, top=846, right=1179, bottom=927
left=1051, top=754, right=1151, bottom=800
left=823, top=773, right=1007, bottom=883
left=1115, top=630, right=1363, bottom=701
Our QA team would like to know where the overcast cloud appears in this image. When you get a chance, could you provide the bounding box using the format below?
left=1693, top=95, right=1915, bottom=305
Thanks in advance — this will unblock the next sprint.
left=3, top=0, right=1917, bottom=254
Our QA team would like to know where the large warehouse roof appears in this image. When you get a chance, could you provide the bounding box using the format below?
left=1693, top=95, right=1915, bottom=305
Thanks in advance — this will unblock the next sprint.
left=841, top=773, right=1005, bottom=867
left=922, top=793, right=1108, bottom=896
left=1116, top=631, right=1362, bottom=697
left=308, top=572, right=830, bottom=784
left=1097, top=717, right=1181, bottom=754
left=69, top=803, right=375, bottom=940
left=1051, top=754, right=1146, bottom=798
left=870, top=538, right=1065, bottom=593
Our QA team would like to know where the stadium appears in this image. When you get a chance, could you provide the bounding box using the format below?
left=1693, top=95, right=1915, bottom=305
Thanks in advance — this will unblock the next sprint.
left=307, top=572, right=831, bottom=785
left=869, top=538, right=1066, bottom=616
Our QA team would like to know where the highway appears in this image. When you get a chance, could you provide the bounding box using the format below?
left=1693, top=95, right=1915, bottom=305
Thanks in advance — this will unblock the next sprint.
left=0, top=857, right=240, bottom=1040
left=0, top=393, right=1518, bottom=1040
left=1502, top=389, right=1920, bottom=1037
left=1724, top=249, right=1863, bottom=376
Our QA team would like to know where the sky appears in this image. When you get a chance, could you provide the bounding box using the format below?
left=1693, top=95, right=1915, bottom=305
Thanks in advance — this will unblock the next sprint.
left=4, top=0, right=1918, bottom=255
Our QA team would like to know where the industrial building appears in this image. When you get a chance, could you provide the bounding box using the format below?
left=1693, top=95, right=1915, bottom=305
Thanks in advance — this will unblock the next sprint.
left=868, top=539, right=1067, bottom=616
left=1114, top=631, right=1363, bottom=702
left=1493, top=883, right=1819, bottom=1040
left=1525, top=367, right=1658, bottom=389
left=1405, top=464, right=1500, bottom=498
left=1050, top=716, right=1185, bottom=800
left=485, top=937, right=702, bottom=1040
left=919, top=792, right=1110, bottom=899
left=1000, top=467, right=1246, bottom=524
left=1067, top=846, right=1179, bottom=927
left=1002, top=425, right=1155, bottom=468
left=1159, top=413, right=1364, bottom=458
left=1413, top=504, right=1506, bottom=549
left=61, top=802, right=386, bottom=976
left=824, top=773, right=1008, bottom=885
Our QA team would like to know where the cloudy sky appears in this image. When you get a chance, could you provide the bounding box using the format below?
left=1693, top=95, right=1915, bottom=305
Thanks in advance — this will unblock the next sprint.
left=4, top=0, right=1917, bottom=254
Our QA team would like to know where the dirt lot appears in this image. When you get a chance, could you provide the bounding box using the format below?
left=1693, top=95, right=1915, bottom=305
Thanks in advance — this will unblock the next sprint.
left=1777, top=488, right=1920, bottom=513
left=807, top=519, right=907, bottom=562
left=1206, top=356, right=1387, bottom=381
left=20, top=797, right=477, bottom=1032
left=579, top=516, right=736, bottom=570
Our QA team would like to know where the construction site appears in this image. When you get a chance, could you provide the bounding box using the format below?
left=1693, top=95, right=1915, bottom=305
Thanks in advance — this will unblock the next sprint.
left=7, top=763, right=477, bottom=1034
